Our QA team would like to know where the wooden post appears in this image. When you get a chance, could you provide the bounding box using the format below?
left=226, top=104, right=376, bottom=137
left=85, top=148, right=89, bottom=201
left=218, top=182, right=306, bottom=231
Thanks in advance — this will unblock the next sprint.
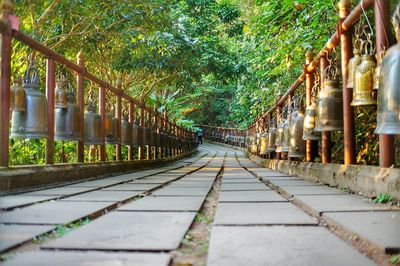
left=128, top=101, right=134, bottom=160
left=45, top=58, right=55, bottom=164
left=115, top=79, right=122, bottom=161
left=305, top=51, right=318, bottom=162
left=99, top=86, right=106, bottom=161
left=0, top=0, right=12, bottom=167
left=146, top=109, right=151, bottom=160
left=139, top=104, right=145, bottom=160
left=339, top=0, right=356, bottom=165
left=76, top=51, right=85, bottom=162
left=320, top=56, right=332, bottom=163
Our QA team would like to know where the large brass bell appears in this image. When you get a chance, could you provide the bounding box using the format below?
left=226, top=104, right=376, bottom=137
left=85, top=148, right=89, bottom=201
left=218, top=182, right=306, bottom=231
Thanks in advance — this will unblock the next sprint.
left=266, top=126, right=277, bottom=152
left=314, top=79, right=343, bottom=132
left=106, top=114, right=120, bottom=144
left=84, top=101, right=102, bottom=145
left=375, top=7, right=400, bottom=134
left=152, top=126, right=160, bottom=147
left=55, top=83, right=81, bottom=141
left=250, top=134, right=257, bottom=154
left=10, top=79, right=25, bottom=112
left=121, top=115, right=132, bottom=146
left=275, top=121, right=285, bottom=153
left=289, top=110, right=306, bottom=158
left=351, top=37, right=377, bottom=106
left=132, top=121, right=143, bottom=146
left=281, top=119, right=290, bottom=153
left=259, top=132, right=268, bottom=155
left=347, top=48, right=361, bottom=89
left=303, top=102, right=321, bottom=140
left=11, top=63, right=48, bottom=139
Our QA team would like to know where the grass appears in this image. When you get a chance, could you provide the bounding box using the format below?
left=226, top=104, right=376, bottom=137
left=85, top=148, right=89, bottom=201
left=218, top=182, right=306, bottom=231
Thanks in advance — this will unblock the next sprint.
left=373, top=193, right=393, bottom=204
left=390, top=255, right=400, bottom=265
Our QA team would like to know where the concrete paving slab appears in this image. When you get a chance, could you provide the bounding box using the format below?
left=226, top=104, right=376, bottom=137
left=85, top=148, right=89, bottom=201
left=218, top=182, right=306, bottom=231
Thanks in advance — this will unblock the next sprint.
left=323, top=211, right=400, bottom=253
left=65, top=179, right=126, bottom=188
left=117, top=196, right=205, bottom=212
left=128, top=179, right=166, bottom=184
left=21, top=187, right=97, bottom=196
left=261, top=176, right=299, bottom=180
left=220, top=183, right=270, bottom=191
left=152, top=187, right=211, bottom=196
left=101, top=184, right=160, bottom=191
left=0, top=195, right=57, bottom=210
left=270, top=179, right=321, bottom=187
left=221, top=179, right=261, bottom=184
left=214, top=202, right=317, bottom=225
left=280, top=185, right=346, bottom=196
left=207, top=226, right=376, bottom=266
left=218, top=191, right=287, bottom=202
left=0, top=201, right=112, bottom=225
left=0, top=225, right=54, bottom=252
left=42, top=211, right=196, bottom=251
left=60, top=191, right=144, bottom=202
left=2, top=251, right=171, bottom=266
left=295, top=194, right=393, bottom=215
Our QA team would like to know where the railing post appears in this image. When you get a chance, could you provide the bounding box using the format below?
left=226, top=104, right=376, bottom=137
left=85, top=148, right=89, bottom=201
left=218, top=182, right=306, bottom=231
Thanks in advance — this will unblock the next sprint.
left=305, top=51, right=318, bottom=162
left=45, top=58, right=55, bottom=164
left=0, top=0, right=12, bottom=167
left=339, top=0, right=356, bottom=165
left=128, top=101, right=134, bottom=160
left=146, top=110, right=151, bottom=160
left=375, top=0, right=395, bottom=167
left=276, top=105, right=282, bottom=160
left=76, top=51, right=85, bottom=162
left=115, top=80, right=122, bottom=161
left=139, top=103, right=145, bottom=160
left=320, top=56, right=332, bottom=163
left=154, top=106, right=159, bottom=159
left=99, top=86, right=106, bottom=161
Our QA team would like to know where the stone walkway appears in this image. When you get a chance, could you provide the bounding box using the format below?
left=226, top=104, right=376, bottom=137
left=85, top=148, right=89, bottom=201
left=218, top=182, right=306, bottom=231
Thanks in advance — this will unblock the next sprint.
left=0, top=143, right=399, bottom=265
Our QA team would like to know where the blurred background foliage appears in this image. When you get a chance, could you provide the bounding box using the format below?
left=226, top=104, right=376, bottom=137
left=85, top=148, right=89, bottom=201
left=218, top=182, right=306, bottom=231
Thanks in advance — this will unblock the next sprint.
left=9, top=0, right=399, bottom=165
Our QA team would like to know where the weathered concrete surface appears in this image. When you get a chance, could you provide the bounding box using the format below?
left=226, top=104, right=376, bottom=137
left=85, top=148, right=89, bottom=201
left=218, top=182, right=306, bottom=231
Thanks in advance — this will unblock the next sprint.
left=323, top=211, right=400, bottom=253
left=60, top=190, right=145, bottom=202
left=213, top=202, right=317, bottom=225
left=220, top=182, right=270, bottom=191
left=278, top=185, right=346, bottom=196
left=0, top=201, right=112, bottom=225
left=0, top=150, right=197, bottom=193
left=218, top=191, right=287, bottom=202
left=101, top=184, right=160, bottom=191
left=117, top=196, right=206, bottom=212
left=247, top=153, right=400, bottom=200
left=152, top=187, right=211, bottom=196
left=0, top=225, right=53, bottom=252
left=207, top=226, right=376, bottom=266
left=21, top=187, right=97, bottom=196
left=294, top=194, right=395, bottom=216
left=0, top=195, right=57, bottom=210
left=42, top=211, right=197, bottom=251
left=1, top=251, right=171, bottom=266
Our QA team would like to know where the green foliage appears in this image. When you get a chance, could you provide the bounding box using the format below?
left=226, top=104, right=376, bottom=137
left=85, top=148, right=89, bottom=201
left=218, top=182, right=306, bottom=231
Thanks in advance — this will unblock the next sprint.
left=390, top=255, right=400, bottom=265
left=373, top=193, right=394, bottom=204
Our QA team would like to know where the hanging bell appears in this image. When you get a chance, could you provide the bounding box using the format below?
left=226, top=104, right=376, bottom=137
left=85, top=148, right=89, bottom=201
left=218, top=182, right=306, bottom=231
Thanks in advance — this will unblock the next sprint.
left=266, top=126, right=277, bottom=152
left=132, top=121, right=143, bottom=146
left=250, top=134, right=258, bottom=154
left=303, top=102, right=321, bottom=140
left=55, top=80, right=68, bottom=109
left=289, top=111, right=306, bottom=158
left=314, top=79, right=343, bottom=132
left=152, top=126, right=160, bottom=147
left=144, top=126, right=152, bottom=146
left=11, top=63, right=49, bottom=139
left=351, top=49, right=377, bottom=106
left=281, top=119, right=290, bottom=153
left=375, top=11, right=400, bottom=134
left=106, top=116, right=120, bottom=144
left=373, top=51, right=385, bottom=91
left=55, top=86, right=81, bottom=141
left=121, top=116, right=132, bottom=146
left=346, top=48, right=361, bottom=89
left=105, top=111, right=114, bottom=138
left=275, top=121, right=285, bottom=153
left=84, top=102, right=102, bottom=145
left=259, top=132, right=268, bottom=155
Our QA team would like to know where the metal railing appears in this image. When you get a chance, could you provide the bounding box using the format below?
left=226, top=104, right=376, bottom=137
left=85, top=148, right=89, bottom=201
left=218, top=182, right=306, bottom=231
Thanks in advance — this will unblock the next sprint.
left=0, top=1, right=197, bottom=167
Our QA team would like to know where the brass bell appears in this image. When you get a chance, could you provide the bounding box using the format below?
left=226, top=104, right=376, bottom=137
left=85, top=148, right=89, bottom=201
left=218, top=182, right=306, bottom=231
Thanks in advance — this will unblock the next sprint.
left=105, top=111, right=114, bottom=138
left=55, top=86, right=81, bottom=141
left=84, top=101, right=102, bottom=145
left=11, top=63, right=48, bottom=139
left=347, top=48, right=361, bottom=89
left=10, top=78, right=25, bottom=112
left=275, top=121, right=285, bottom=153
left=281, top=119, right=290, bottom=153
left=374, top=51, right=385, bottom=91
left=259, top=132, right=268, bottom=155
left=55, top=80, right=68, bottom=109
left=121, top=115, right=132, bottom=146
left=144, top=126, right=152, bottom=146
left=351, top=39, right=377, bottom=106
left=303, top=102, right=321, bottom=140
left=375, top=7, right=400, bottom=134
left=106, top=116, right=120, bottom=144
left=266, top=126, right=277, bottom=152
left=251, top=134, right=258, bottom=154
left=314, top=79, right=343, bottom=132
left=132, top=121, right=143, bottom=146
left=289, top=110, right=306, bottom=158
left=152, top=126, right=160, bottom=147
